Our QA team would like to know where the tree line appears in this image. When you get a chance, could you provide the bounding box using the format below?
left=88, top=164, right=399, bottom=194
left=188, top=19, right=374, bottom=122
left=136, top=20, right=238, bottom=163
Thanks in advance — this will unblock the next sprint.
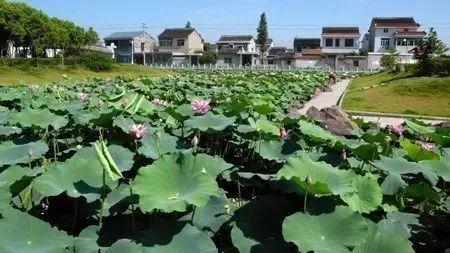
left=0, top=0, right=98, bottom=58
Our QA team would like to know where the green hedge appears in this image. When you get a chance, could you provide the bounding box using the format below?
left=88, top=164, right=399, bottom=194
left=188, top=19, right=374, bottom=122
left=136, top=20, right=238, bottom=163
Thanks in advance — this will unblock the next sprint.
left=81, top=53, right=115, bottom=72
left=431, top=57, right=450, bottom=76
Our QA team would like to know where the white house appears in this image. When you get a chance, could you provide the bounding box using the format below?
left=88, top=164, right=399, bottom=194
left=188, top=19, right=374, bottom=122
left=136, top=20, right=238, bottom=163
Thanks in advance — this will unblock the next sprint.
left=216, top=35, right=258, bottom=66
left=104, top=31, right=156, bottom=64
left=321, top=27, right=361, bottom=69
left=364, top=17, right=426, bottom=68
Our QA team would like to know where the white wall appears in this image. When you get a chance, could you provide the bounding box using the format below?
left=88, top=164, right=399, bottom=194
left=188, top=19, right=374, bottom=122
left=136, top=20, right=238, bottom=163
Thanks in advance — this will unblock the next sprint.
left=322, top=36, right=360, bottom=54
left=217, top=54, right=241, bottom=65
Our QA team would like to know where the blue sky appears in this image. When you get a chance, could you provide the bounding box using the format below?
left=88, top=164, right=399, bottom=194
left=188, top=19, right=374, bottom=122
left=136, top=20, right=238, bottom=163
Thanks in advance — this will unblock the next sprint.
left=20, top=0, right=450, bottom=47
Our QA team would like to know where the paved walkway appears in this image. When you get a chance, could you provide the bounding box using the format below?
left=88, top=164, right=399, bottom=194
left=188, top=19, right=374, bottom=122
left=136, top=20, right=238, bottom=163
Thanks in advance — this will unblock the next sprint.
left=299, top=79, right=351, bottom=114
left=299, top=79, right=447, bottom=127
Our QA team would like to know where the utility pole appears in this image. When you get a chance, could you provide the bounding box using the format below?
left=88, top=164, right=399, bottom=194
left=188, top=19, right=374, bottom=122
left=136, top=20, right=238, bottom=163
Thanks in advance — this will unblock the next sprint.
left=141, top=23, right=148, bottom=66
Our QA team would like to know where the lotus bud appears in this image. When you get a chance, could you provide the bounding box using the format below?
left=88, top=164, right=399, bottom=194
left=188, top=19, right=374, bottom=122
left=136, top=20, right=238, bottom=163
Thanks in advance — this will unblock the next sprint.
left=191, top=135, right=199, bottom=147
left=280, top=127, right=288, bottom=138
left=224, top=204, right=230, bottom=215
left=341, top=149, right=347, bottom=161
left=27, top=148, right=33, bottom=157
left=76, top=145, right=82, bottom=150
left=306, top=175, right=312, bottom=185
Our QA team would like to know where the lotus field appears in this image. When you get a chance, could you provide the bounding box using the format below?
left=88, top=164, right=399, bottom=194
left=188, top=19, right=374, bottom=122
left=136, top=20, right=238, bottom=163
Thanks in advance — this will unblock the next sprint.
left=0, top=70, right=449, bottom=253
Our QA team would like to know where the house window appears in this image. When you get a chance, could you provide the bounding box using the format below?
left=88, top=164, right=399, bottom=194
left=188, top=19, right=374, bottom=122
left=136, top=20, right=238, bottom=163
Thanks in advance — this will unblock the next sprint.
left=404, top=28, right=409, bottom=32
left=408, top=40, right=414, bottom=46
left=383, top=28, right=389, bottom=33
left=353, top=60, right=359, bottom=67
left=177, top=39, right=185, bottom=47
left=345, top=39, right=354, bottom=47
left=335, top=39, right=340, bottom=47
left=224, top=57, right=232, bottom=64
left=325, top=39, right=333, bottom=47
left=381, top=38, right=390, bottom=47
left=160, top=40, right=172, bottom=47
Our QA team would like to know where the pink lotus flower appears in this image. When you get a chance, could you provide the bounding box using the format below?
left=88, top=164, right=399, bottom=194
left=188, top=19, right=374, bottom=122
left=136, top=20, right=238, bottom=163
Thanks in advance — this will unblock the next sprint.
left=76, top=92, right=89, bottom=102
left=191, top=100, right=211, bottom=114
left=390, top=124, right=405, bottom=135
left=28, top=84, right=39, bottom=92
left=280, top=127, right=288, bottom=138
left=152, top=98, right=169, bottom=106
left=421, top=143, right=436, bottom=151
left=128, top=124, right=147, bottom=139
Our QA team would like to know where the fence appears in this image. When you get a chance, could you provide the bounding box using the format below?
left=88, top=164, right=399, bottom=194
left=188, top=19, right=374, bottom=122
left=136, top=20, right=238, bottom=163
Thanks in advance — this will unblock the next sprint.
left=149, top=63, right=380, bottom=73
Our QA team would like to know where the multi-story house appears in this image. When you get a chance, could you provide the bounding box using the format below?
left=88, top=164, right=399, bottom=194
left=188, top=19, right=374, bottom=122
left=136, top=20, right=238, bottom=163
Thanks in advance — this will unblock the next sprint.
left=216, top=35, right=259, bottom=66
left=365, top=17, right=425, bottom=54
left=362, top=17, right=426, bottom=68
left=155, top=28, right=204, bottom=65
left=321, top=27, right=361, bottom=69
left=104, top=31, right=156, bottom=64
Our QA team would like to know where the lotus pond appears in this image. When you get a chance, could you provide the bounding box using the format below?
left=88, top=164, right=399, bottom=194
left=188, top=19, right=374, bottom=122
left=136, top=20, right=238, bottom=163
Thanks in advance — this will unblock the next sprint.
left=0, top=70, right=449, bottom=253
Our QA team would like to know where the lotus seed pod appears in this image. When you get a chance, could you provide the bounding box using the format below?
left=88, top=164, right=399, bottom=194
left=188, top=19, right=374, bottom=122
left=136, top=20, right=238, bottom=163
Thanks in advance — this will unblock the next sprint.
left=385, top=135, right=392, bottom=142
left=76, top=145, right=82, bottom=150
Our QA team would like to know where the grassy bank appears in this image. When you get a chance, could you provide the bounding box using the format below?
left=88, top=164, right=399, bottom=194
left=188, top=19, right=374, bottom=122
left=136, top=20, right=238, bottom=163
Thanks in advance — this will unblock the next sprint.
left=342, top=72, right=450, bottom=117
left=0, top=64, right=174, bottom=85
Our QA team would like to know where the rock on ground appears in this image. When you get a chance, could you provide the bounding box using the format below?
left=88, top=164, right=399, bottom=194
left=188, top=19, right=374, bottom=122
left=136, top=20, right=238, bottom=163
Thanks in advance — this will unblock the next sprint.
left=306, top=105, right=360, bottom=136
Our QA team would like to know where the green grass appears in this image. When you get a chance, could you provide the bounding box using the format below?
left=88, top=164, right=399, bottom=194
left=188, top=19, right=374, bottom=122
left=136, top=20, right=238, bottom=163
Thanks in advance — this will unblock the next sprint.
left=0, top=64, right=174, bottom=85
left=342, top=72, right=450, bottom=118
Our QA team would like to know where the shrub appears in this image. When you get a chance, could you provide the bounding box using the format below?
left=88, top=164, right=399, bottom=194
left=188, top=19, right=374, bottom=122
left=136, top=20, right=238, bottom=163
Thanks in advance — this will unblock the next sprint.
left=81, top=52, right=115, bottom=72
left=431, top=57, right=450, bottom=76
left=380, top=49, right=399, bottom=71
left=199, top=51, right=217, bottom=65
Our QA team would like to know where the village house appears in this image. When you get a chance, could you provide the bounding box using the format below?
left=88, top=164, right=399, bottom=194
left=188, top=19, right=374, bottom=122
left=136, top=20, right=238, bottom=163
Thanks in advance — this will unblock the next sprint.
left=321, top=27, right=362, bottom=69
left=155, top=28, right=204, bottom=65
left=216, top=35, right=258, bottom=66
left=363, top=17, right=426, bottom=68
left=104, top=31, right=156, bottom=64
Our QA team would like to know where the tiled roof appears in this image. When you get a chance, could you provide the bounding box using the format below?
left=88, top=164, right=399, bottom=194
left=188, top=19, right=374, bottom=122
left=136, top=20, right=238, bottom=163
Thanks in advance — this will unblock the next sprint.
left=104, top=31, right=143, bottom=40
left=371, top=17, right=419, bottom=28
left=158, top=28, right=195, bottom=38
left=268, top=47, right=287, bottom=56
left=322, top=27, right=360, bottom=35
left=294, top=38, right=321, bottom=48
left=218, top=35, right=254, bottom=42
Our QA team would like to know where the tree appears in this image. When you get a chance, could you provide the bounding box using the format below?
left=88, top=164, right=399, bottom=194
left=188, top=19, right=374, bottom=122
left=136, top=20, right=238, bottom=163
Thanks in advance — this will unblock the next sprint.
left=380, top=48, right=399, bottom=71
left=185, top=21, right=192, bottom=29
left=414, top=28, right=449, bottom=75
left=256, top=12, right=268, bottom=64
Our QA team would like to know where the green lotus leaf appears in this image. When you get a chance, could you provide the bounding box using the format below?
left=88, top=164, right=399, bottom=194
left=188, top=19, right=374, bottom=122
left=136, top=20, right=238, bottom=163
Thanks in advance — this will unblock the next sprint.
left=403, top=182, right=441, bottom=203
left=34, top=147, right=117, bottom=202
left=299, top=120, right=338, bottom=143
left=249, top=118, right=279, bottom=136
left=277, top=152, right=354, bottom=195
left=0, top=182, right=11, bottom=209
left=400, top=140, right=439, bottom=162
left=352, top=220, right=414, bottom=253
left=70, top=109, right=103, bottom=125
left=380, top=173, right=408, bottom=195
left=0, top=207, right=74, bottom=253
left=113, top=115, right=136, bottom=133
left=138, top=132, right=178, bottom=160
left=0, top=141, right=49, bottom=167
left=386, top=212, right=420, bottom=237
left=340, top=173, right=383, bottom=213
left=9, top=108, right=68, bottom=129
left=282, top=206, right=369, bottom=253
left=185, top=112, right=235, bottom=131
left=134, top=153, right=221, bottom=212
left=419, top=155, right=450, bottom=182
left=107, top=144, right=135, bottom=172
left=106, top=240, right=142, bottom=253
left=0, top=126, right=22, bottom=136
left=405, top=119, right=435, bottom=134
left=180, top=193, right=234, bottom=234
left=231, top=196, right=296, bottom=253
left=139, top=224, right=217, bottom=253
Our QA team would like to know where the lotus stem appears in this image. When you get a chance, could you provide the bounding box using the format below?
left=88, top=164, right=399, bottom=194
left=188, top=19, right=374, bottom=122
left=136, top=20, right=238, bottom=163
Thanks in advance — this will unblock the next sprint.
left=130, top=184, right=136, bottom=232
left=98, top=167, right=106, bottom=226
left=191, top=205, right=196, bottom=224
left=304, top=184, right=309, bottom=213
left=237, top=179, right=242, bottom=208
